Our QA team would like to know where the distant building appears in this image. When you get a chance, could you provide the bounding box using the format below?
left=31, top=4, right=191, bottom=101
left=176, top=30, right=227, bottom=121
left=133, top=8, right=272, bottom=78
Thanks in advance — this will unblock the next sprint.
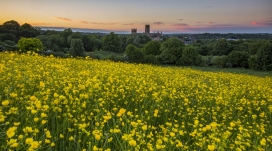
left=145, top=25, right=162, bottom=41
left=145, top=25, right=150, bottom=34
left=129, top=25, right=163, bottom=41
left=131, top=28, right=137, bottom=34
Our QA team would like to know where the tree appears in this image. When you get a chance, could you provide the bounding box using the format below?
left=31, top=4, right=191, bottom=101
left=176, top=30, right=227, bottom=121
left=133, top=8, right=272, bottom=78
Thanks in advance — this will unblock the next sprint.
left=18, top=38, right=43, bottom=52
left=211, top=55, right=229, bottom=68
left=61, top=28, right=73, bottom=39
left=211, top=39, right=231, bottom=56
left=159, top=38, right=184, bottom=64
left=67, top=32, right=82, bottom=45
left=81, top=35, right=96, bottom=52
left=0, top=40, right=18, bottom=51
left=228, top=51, right=249, bottom=68
left=124, top=44, right=144, bottom=63
left=0, top=25, right=4, bottom=34
left=44, top=30, right=60, bottom=36
left=19, top=23, right=40, bottom=38
left=255, top=41, right=272, bottom=70
left=120, top=35, right=128, bottom=51
left=132, top=34, right=152, bottom=47
left=2, top=20, right=20, bottom=31
left=37, top=35, right=66, bottom=52
left=248, top=40, right=263, bottom=55
left=181, top=46, right=201, bottom=66
left=102, top=32, right=122, bottom=52
left=193, top=42, right=209, bottom=56
left=61, top=28, right=73, bottom=47
left=49, top=35, right=66, bottom=52
left=144, top=55, right=159, bottom=64
left=143, top=41, right=161, bottom=55
left=0, top=33, right=17, bottom=42
left=248, top=55, right=259, bottom=70
left=69, top=39, right=85, bottom=57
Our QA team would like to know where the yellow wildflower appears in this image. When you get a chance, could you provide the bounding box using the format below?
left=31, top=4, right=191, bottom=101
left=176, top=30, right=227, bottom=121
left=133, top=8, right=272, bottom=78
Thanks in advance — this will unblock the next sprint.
left=7, top=127, right=17, bottom=138
left=116, top=108, right=126, bottom=117
left=208, top=145, right=215, bottom=151
left=2, top=100, right=9, bottom=106
left=129, top=139, right=137, bottom=147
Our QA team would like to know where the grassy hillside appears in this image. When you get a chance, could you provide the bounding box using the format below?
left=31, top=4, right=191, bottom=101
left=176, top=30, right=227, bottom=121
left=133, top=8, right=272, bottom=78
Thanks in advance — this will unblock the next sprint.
left=1, top=52, right=271, bottom=150
left=86, top=50, right=125, bottom=60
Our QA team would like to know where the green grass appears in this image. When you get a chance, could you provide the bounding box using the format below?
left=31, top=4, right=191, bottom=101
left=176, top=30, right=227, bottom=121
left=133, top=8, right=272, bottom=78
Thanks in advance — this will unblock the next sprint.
left=87, top=50, right=272, bottom=77
left=86, top=50, right=124, bottom=59
left=189, top=66, right=272, bottom=77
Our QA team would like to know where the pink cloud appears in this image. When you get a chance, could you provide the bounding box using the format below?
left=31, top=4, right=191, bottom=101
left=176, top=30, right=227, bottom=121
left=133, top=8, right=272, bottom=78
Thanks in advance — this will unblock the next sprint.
left=91, top=22, right=116, bottom=25
left=53, top=17, right=72, bottom=21
left=123, top=23, right=137, bottom=26
left=171, top=23, right=188, bottom=27
left=208, top=22, right=215, bottom=25
left=78, top=20, right=89, bottom=24
left=250, top=20, right=272, bottom=26
left=153, top=22, right=164, bottom=25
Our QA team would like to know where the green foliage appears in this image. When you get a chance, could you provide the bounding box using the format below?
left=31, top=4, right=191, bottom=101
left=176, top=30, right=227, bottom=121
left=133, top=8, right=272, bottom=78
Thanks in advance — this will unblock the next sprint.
left=132, top=34, right=152, bottom=47
left=248, top=40, right=263, bottom=55
left=255, top=41, right=272, bottom=71
left=228, top=51, right=249, bottom=68
left=0, top=40, right=18, bottom=51
left=248, top=41, right=272, bottom=71
left=4, top=40, right=16, bottom=46
left=61, top=28, right=73, bottom=40
left=108, top=54, right=127, bottom=62
left=120, top=35, right=128, bottom=51
left=124, top=44, right=144, bottom=63
left=44, top=30, right=60, bottom=36
left=38, top=51, right=68, bottom=58
left=228, top=39, right=248, bottom=52
left=81, top=35, right=97, bottom=52
left=18, top=38, right=43, bottom=52
left=86, top=50, right=124, bottom=60
left=2, top=20, right=20, bottom=31
left=180, top=46, right=201, bottom=66
left=159, top=38, right=184, bottom=64
left=19, top=23, right=40, bottom=38
left=211, top=39, right=231, bottom=56
left=211, top=55, right=230, bottom=68
left=69, top=39, right=85, bottom=57
left=143, top=41, right=161, bottom=55
left=194, top=43, right=209, bottom=56
left=67, top=32, right=82, bottom=45
left=144, top=55, right=159, bottom=64
left=200, top=56, right=213, bottom=66
left=37, top=35, right=66, bottom=52
left=102, top=32, right=122, bottom=52
left=119, top=34, right=151, bottom=51
left=0, top=33, right=17, bottom=42
left=248, top=55, right=259, bottom=70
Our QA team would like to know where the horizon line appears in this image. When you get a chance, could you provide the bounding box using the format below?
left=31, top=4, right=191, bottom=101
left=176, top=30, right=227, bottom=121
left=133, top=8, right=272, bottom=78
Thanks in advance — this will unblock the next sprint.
left=38, top=26, right=272, bottom=34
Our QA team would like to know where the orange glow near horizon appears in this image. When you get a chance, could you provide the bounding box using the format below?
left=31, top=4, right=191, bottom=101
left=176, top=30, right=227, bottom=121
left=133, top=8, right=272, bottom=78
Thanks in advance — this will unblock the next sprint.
left=1, top=0, right=272, bottom=33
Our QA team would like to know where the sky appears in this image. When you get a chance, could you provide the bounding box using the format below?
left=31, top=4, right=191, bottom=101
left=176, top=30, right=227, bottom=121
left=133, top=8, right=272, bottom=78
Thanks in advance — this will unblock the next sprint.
left=1, top=0, right=272, bottom=33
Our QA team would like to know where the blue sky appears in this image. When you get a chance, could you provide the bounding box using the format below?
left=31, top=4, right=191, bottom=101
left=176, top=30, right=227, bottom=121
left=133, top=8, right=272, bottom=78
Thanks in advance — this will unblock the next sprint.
left=1, top=0, right=272, bottom=33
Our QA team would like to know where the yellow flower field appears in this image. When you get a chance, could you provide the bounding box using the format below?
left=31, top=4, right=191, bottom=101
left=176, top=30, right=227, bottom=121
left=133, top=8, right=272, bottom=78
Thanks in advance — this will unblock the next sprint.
left=0, top=52, right=272, bottom=151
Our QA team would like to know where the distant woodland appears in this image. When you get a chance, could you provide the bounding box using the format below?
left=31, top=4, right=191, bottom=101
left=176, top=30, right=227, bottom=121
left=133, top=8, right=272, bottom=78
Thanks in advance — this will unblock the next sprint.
left=1, top=20, right=272, bottom=71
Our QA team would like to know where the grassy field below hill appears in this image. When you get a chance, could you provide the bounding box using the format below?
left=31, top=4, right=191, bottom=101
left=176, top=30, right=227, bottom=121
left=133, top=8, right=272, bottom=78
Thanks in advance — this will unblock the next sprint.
left=1, top=52, right=271, bottom=150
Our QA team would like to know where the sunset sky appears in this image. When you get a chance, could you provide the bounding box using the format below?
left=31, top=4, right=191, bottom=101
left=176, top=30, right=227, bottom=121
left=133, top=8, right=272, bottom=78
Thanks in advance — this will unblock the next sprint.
left=1, top=0, right=272, bottom=33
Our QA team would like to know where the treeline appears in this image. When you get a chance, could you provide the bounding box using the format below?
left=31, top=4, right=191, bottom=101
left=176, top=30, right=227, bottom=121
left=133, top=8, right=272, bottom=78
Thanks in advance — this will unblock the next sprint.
left=1, top=20, right=272, bottom=71
left=0, top=20, right=40, bottom=51
left=123, top=37, right=272, bottom=71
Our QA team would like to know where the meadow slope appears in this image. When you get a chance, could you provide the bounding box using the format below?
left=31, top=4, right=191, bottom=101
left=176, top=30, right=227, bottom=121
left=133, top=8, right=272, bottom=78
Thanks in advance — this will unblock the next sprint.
left=0, top=52, right=272, bottom=151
